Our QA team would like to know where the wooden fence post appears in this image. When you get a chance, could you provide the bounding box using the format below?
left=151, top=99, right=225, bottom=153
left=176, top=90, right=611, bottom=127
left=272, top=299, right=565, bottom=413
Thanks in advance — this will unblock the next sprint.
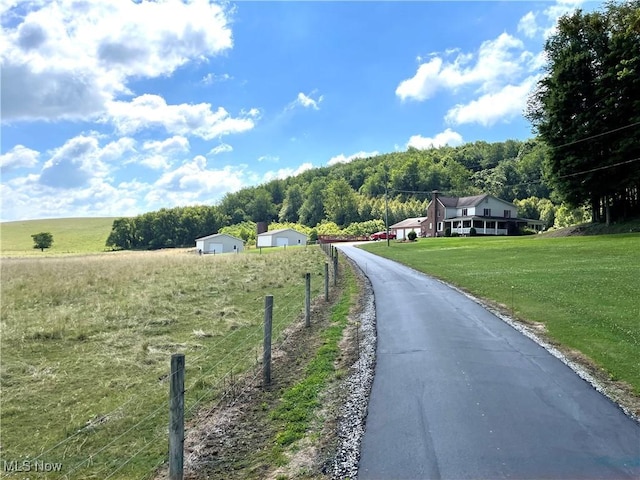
left=333, top=255, right=338, bottom=286
left=169, top=354, right=185, bottom=480
left=324, top=262, right=329, bottom=301
left=305, top=273, right=311, bottom=327
left=263, top=295, right=273, bottom=386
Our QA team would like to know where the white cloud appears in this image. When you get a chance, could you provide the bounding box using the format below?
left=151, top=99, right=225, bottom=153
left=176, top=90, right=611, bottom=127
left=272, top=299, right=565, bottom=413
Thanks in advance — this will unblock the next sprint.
left=1, top=0, right=233, bottom=122
left=518, top=12, right=540, bottom=39
left=1, top=171, right=142, bottom=221
left=396, top=33, right=527, bottom=101
left=202, top=73, right=232, bottom=85
left=0, top=145, right=40, bottom=171
left=517, top=0, right=584, bottom=40
left=395, top=57, right=446, bottom=102
left=257, top=155, right=280, bottom=163
left=0, top=152, right=253, bottom=221
left=38, top=135, right=110, bottom=188
left=544, top=0, right=584, bottom=24
left=407, top=129, right=463, bottom=150
left=147, top=155, right=246, bottom=208
left=327, top=150, right=379, bottom=166
left=99, top=137, right=137, bottom=162
left=208, top=143, right=233, bottom=156
left=142, top=136, right=189, bottom=155
left=139, top=156, right=172, bottom=171
left=263, top=162, right=314, bottom=182
left=445, top=75, right=540, bottom=126
left=287, top=91, right=324, bottom=111
left=107, top=94, right=256, bottom=140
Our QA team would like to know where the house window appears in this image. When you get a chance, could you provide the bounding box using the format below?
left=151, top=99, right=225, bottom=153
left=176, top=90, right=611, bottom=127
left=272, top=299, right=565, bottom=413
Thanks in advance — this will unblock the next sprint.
left=429, top=222, right=433, bottom=229
left=438, top=222, right=443, bottom=231
left=437, top=210, right=441, bottom=218
left=504, top=210, right=511, bottom=218
left=483, top=208, right=491, bottom=217
left=462, top=208, right=468, bottom=216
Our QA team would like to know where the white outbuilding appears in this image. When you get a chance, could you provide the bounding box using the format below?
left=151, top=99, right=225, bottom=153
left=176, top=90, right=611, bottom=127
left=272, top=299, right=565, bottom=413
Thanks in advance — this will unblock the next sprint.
left=256, top=228, right=308, bottom=248
left=390, top=217, right=427, bottom=240
left=195, top=233, right=244, bottom=254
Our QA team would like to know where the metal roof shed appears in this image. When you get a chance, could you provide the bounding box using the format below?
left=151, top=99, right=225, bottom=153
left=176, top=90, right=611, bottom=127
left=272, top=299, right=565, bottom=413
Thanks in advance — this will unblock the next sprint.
left=256, top=228, right=308, bottom=248
left=195, top=233, right=244, bottom=254
left=390, top=217, right=427, bottom=239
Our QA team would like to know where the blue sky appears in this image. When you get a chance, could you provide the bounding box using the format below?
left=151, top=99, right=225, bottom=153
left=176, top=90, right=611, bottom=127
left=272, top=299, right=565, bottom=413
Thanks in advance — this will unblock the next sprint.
left=1, top=0, right=598, bottom=221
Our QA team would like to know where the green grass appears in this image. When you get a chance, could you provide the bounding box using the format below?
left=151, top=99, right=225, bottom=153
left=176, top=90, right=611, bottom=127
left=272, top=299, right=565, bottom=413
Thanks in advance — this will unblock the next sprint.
left=361, top=234, right=640, bottom=395
left=0, top=247, right=328, bottom=479
left=0, top=217, right=117, bottom=256
left=270, top=263, right=355, bottom=449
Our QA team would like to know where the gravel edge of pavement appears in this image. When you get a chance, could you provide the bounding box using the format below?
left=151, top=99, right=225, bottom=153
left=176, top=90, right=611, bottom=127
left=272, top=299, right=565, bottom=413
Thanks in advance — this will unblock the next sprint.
left=329, top=255, right=377, bottom=480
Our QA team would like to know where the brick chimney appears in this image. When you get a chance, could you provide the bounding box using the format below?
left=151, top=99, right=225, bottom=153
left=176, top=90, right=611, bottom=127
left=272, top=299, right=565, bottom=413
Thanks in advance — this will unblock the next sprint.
left=256, top=221, right=268, bottom=235
left=430, top=190, right=440, bottom=237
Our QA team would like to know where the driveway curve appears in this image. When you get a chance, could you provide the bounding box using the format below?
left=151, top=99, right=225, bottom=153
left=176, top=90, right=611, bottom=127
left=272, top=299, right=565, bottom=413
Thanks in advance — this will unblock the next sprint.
left=337, top=245, right=640, bottom=480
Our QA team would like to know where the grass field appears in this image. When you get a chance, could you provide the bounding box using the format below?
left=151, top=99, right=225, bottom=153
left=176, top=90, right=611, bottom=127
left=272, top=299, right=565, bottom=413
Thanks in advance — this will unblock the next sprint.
left=0, top=246, right=328, bottom=479
left=361, top=234, right=640, bottom=396
left=0, top=217, right=116, bottom=256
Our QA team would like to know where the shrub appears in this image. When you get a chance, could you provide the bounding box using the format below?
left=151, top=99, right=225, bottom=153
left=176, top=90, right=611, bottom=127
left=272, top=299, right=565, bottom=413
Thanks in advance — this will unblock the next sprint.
left=469, top=227, right=477, bottom=236
left=407, top=230, right=417, bottom=241
left=444, top=227, right=452, bottom=237
left=451, top=231, right=460, bottom=237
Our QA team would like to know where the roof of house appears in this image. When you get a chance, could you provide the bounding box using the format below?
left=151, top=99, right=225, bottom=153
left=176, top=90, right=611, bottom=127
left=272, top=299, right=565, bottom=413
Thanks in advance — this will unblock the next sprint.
left=195, top=233, right=243, bottom=242
left=437, top=194, right=489, bottom=208
left=257, top=228, right=308, bottom=237
left=390, top=217, right=427, bottom=229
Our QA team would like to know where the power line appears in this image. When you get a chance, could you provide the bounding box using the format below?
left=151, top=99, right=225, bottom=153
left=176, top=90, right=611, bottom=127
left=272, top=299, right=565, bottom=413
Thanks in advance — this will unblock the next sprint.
left=556, top=157, right=640, bottom=179
left=553, top=121, right=640, bottom=150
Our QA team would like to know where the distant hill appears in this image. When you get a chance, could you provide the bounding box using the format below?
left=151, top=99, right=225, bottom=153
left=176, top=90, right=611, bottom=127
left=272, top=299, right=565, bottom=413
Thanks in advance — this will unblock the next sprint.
left=0, top=217, right=117, bottom=256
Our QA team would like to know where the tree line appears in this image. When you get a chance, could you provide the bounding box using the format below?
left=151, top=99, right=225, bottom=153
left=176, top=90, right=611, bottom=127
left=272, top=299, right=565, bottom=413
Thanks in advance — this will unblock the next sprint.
left=107, top=138, right=559, bottom=250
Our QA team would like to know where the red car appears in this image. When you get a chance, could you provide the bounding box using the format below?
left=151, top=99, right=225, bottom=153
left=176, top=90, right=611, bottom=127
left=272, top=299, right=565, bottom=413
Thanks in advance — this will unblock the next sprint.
left=369, top=231, right=397, bottom=241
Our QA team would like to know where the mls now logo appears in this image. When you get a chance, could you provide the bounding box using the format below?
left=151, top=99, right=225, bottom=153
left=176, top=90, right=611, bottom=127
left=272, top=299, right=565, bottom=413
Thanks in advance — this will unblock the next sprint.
left=3, top=460, right=63, bottom=473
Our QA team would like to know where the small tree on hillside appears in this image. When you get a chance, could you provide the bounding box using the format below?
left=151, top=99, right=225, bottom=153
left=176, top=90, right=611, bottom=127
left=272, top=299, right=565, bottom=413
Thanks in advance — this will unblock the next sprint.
left=32, top=232, right=53, bottom=252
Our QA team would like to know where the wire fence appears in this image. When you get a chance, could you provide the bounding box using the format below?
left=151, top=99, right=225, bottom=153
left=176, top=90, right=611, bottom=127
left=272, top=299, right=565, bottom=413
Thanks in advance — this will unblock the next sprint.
left=1, top=244, right=341, bottom=480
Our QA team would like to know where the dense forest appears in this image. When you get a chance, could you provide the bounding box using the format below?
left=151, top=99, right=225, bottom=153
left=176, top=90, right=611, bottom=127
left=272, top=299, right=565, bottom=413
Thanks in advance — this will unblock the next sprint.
left=106, top=138, right=575, bottom=249
left=106, top=1, right=639, bottom=250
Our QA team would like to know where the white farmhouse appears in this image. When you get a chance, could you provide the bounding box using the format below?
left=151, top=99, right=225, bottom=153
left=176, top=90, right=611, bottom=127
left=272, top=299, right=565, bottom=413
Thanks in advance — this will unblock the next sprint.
left=195, top=233, right=244, bottom=254
left=256, top=228, right=308, bottom=248
left=422, top=192, right=545, bottom=237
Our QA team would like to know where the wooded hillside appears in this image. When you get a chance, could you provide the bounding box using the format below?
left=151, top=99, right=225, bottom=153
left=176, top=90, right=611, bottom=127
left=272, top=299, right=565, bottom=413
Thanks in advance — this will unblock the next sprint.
left=107, top=139, right=561, bottom=249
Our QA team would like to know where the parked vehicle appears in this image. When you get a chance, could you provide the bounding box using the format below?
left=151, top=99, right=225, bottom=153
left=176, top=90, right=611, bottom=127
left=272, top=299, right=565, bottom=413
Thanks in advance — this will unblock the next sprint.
left=369, top=231, right=397, bottom=240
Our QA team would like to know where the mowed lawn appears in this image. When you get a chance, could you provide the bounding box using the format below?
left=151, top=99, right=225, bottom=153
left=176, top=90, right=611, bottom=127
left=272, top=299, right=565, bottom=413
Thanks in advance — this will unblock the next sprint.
left=0, top=217, right=116, bottom=256
left=0, top=246, right=326, bottom=479
left=361, top=234, right=640, bottom=395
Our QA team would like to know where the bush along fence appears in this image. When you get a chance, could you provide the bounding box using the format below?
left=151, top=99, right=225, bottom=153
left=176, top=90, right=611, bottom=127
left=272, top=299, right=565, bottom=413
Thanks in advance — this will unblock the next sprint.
left=3, top=245, right=342, bottom=480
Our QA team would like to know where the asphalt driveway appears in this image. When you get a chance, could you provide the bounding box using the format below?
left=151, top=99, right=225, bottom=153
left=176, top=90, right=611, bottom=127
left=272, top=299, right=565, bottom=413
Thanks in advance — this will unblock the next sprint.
left=338, top=245, right=640, bottom=480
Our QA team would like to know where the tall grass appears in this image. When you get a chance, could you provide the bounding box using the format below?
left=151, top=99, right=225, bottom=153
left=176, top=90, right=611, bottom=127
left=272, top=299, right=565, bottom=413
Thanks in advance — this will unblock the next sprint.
left=361, top=234, right=640, bottom=395
left=0, top=246, right=326, bottom=478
